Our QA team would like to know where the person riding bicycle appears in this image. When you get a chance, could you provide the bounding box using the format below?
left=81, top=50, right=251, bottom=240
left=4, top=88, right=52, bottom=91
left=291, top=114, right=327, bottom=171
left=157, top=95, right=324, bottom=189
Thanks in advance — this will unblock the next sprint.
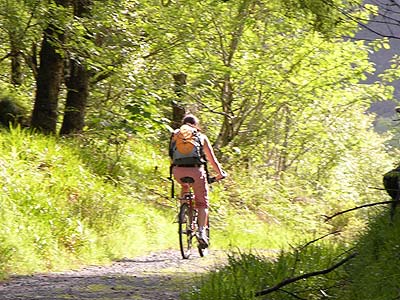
left=169, top=114, right=226, bottom=248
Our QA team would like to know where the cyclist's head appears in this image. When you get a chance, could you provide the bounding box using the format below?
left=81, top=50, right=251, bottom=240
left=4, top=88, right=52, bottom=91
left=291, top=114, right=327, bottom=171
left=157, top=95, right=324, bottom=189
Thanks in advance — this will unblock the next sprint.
left=182, top=114, right=199, bottom=126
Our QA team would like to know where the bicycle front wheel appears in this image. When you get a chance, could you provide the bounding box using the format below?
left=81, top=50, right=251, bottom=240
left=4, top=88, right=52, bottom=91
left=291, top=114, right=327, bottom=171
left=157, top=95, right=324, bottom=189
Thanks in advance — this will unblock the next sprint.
left=179, top=203, right=193, bottom=259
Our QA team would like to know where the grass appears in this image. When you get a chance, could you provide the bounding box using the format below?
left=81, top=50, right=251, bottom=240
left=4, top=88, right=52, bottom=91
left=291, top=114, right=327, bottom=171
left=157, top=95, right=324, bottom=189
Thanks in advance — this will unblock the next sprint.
left=211, top=209, right=297, bottom=251
left=0, top=127, right=177, bottom=276
left=182, top=208, right=400, bottom=300
left=181, top=240, right=351, bottom=300
left=336, top=210, right=400, bottom=300
left=0, top=127, right=290, bottom=277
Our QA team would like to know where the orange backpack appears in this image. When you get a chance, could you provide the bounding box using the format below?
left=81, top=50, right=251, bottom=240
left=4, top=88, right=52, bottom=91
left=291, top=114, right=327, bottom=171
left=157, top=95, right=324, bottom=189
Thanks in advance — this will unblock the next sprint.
left=169, top=124, right=205, bottom=166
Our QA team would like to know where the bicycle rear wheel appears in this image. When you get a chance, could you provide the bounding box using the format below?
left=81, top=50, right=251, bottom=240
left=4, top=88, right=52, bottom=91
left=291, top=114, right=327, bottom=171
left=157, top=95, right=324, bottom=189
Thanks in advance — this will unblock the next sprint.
left=179, top=203, right=193, bottom=259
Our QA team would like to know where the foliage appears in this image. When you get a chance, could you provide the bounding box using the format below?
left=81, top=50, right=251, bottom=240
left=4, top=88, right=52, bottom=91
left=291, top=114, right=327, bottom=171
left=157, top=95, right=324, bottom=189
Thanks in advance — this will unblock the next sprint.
left=220, top=116, right=393, bottom=242
left=183, top=209, right=400, bottom=300
left=0, top=128, right=177, bottom=275
left=337, top=210, right=400, bottom=300
left=0, top=0, right=394, bottom=176
left=182, top=240, right=351, bottom=300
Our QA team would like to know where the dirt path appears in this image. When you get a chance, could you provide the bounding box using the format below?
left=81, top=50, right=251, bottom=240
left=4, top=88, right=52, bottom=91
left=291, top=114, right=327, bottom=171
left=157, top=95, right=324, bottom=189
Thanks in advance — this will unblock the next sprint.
left=0, top=250, right=227, bottom=300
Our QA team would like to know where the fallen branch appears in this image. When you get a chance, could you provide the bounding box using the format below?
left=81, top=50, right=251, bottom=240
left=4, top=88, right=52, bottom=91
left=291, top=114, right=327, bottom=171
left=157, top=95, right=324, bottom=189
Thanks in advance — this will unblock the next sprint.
left=255, top=252, right=358, bottom=297
left=323, top=201, right=396, bottom=221
left=296, top=230, right=341, bottom=251
left=289, top=231, right=341, bottom=278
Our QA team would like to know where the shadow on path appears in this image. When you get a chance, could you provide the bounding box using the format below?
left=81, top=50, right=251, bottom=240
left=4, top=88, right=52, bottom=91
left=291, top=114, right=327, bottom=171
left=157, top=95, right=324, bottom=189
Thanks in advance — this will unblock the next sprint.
left=0, top=250, right=227, bottom=300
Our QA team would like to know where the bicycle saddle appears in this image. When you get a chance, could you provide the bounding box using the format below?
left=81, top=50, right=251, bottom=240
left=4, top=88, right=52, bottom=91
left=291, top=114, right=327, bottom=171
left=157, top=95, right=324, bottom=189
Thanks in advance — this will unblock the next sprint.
left=180, top=176, right=195, bottom=184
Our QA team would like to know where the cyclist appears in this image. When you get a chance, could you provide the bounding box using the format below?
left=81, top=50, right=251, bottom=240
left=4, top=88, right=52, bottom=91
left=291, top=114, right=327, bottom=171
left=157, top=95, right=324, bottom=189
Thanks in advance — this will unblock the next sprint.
left=170, top=114, right=226, bottom=248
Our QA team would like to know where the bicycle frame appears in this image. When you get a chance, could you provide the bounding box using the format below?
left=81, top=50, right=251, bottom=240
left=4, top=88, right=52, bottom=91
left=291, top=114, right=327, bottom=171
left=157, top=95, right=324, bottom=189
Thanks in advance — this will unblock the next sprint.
left=177, top=183, right=209, bottom=259
left=182, top=192, right=198, bottom=234
left=170, top=165, right=221, bottom=259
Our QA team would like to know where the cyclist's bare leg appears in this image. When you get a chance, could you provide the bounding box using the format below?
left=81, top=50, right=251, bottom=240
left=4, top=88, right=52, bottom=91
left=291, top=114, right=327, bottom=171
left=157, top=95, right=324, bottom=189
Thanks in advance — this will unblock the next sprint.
left=197, top=207, right=209, bottom=248
left=197, top=208, right=208, bottom=229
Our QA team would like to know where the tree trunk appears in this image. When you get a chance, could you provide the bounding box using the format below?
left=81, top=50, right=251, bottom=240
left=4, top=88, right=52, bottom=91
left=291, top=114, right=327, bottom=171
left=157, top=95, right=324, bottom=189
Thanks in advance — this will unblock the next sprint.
left=30, top=24, right=66, bottom=134
left=31, top=0, right=71, bottom=134
left=213, top=1, right=253, bottom=149
left=60, top=58, right=89, bottom=135
left=10, top=41, right=23, bottom=86
left=60, top=0, right=93, bottom=135
left=214, top=74, right=235, bottom=149
left=171, top=73, right=187, bottom=129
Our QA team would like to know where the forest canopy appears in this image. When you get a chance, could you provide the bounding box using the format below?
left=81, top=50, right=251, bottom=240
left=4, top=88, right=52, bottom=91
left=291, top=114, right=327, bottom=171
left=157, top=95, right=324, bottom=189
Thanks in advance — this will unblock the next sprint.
left=0, top=0, right=395, bottom=188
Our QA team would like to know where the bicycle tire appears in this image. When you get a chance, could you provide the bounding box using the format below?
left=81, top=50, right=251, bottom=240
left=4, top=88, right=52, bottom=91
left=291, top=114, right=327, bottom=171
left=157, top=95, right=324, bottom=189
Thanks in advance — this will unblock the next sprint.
left=179, top=203, right=192, bottom=259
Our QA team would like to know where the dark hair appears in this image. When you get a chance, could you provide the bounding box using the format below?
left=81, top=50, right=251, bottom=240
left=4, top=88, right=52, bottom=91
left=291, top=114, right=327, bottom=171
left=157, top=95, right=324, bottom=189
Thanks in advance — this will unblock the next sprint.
left=182, top=114, right=199, bottom=126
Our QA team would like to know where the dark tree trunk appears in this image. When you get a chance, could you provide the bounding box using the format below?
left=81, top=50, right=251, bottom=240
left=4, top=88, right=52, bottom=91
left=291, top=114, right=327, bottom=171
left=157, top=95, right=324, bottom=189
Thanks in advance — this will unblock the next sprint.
left=214, top=75, right=235, bottom=149
left=10, top=41, right=23, bottom=86
left=73, top=0, right=92, bottom=15
left=60, top=0, right=93, bottom=135
left=30, top=0, right=71, bottom=134
left=30, top=24, right=66, bottom=134
left=60, top=58, right=89, bottom=135
left=172, top=73, right=187, bottom=129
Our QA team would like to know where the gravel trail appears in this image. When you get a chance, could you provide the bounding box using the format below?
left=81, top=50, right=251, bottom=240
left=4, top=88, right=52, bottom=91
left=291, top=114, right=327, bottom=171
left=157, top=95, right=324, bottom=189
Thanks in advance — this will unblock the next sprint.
left=0, top=250, right=227, bottom=300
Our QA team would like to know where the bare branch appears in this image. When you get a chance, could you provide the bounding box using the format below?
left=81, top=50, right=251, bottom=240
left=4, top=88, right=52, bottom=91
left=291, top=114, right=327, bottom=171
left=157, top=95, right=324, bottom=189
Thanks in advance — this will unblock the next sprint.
left=255, top=252, right=358, bottom=297
left=288, top=230, right=341, bottom=279
left=323, top=200, right=396, bottom=221
left=323, top=0, right=400, bottom=39
left=297, top=231, right=341, bottom=251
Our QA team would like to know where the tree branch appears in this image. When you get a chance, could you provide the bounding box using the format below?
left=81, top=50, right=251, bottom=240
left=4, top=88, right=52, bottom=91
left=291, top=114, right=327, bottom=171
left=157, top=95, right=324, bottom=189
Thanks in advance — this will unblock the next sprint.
left=323, top=200, right=396, bottom=221
left=297, top=231, right=341, bottom=251
left=323, top=0, right=400, bottom=39
left=255, top=252, right=358, bottom=297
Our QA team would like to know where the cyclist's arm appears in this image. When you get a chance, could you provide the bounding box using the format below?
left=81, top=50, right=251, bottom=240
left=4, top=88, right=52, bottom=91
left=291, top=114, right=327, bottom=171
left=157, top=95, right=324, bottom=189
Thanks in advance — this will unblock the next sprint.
left=203, top=135, right=225, bottom=180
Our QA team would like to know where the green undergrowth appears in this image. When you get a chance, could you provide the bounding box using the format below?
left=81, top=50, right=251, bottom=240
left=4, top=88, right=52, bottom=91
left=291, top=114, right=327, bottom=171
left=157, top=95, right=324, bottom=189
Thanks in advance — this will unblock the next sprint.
left=182, top=208, right=400, bottom=300
left=336, top=210, right=400, bottom=300
left=181, top=239, right=352, bottom=300
left=0, top=125, right=394, bottom=298
left=0, top=128, right=177, bottom=277
left=0, top=127, right=288, bottom=278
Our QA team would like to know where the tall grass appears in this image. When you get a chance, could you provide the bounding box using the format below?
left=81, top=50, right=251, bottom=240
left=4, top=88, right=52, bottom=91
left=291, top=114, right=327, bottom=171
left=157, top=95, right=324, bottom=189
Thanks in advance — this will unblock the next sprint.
left=0, top=127, right=298, bottom=278
left=182, top=207, right=400, bottom=300
left=181, top=240, right=351, bottom=300
left=337, top=210, right=400, bottom=300
left=0, top=127, right=177, bottom=276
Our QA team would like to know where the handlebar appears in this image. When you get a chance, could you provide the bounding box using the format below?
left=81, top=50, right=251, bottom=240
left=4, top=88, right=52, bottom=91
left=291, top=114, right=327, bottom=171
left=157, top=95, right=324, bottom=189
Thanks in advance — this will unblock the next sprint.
left=208, top=177, right=217, bottom=184
left=207, top=170, right=227, bottom=184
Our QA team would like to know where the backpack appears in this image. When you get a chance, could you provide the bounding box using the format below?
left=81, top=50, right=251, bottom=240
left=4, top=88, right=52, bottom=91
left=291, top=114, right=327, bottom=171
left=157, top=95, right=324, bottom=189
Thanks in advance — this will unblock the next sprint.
left=169, top=124, right=205, bottom=166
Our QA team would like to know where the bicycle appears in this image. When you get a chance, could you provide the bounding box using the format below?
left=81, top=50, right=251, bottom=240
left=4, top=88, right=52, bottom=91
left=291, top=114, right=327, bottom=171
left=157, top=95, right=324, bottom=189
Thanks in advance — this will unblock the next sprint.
left=169, top=164, right=226, bottom=259
left=177, top=176, right=214, bottom=259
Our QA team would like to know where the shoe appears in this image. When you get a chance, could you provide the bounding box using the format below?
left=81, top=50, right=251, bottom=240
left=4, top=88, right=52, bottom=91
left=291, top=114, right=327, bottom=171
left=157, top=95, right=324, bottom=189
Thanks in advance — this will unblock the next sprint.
left=198, top=228, right=209, bottom=248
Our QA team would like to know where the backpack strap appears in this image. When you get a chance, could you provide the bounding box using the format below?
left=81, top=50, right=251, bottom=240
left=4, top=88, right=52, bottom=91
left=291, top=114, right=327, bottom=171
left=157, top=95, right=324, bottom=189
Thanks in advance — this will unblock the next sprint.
left=169, top=164, right=175, bottom=199
left=168, top=131, right=176, bottom=159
